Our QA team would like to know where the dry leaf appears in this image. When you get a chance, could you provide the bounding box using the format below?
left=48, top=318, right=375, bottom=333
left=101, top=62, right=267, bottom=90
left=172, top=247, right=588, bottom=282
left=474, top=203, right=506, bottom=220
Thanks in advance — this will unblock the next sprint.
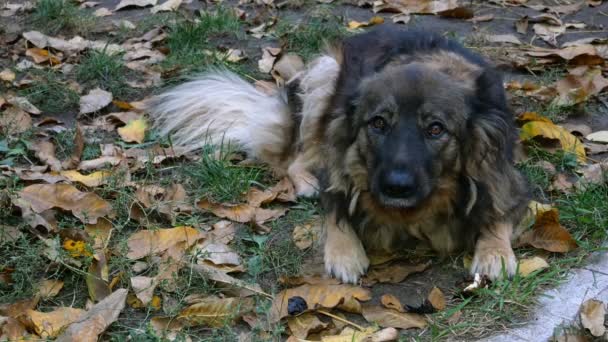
left=6, top=96, right=41, bottom=115
left=519, top=209, right=578, bottom=253
left=87, top=252, right=111, bottom=302
left=520, top=115, right=586, bottom=162
left=373, top=0, right=464, bottom=15
left=93, top=7, right=112, bottom=16
left=0, top=69, right=16, bottom=81
left=190, top=263, right=266, bottom=297
left=361, top=305, right=427, bottom=329
left=586, top=131, right=608, bottom=143
left=178, top=297, right=254, bottom=327
left=37, top=279, right=64, bottom=299
left=24, top=307, right=86, bottom=338
left=553, top=66, right=608, bottom=106
left=348, top=16, right=384, bottom=29
left=427, top=287, right=446, bottom=311
left=380, top=294, right=404, bottom=312
left=115, top=0, right=157, bottom=10
left=55, top=289, right=127, bottom=342
left=516, top=16, right=528, bottom=34
left=61, top=124, right=84, bottom=169
left=197, top=242, right=241, bottom=266
left=320, top=327, right=386, bottom=342
left=517, top=256, right=549, bottom=277
left=61, top=170, right=111, bottom=187
left=467, top=14, right=494, bottom=22
left=117, top=118, right=147, bottom=143
left=126, top=226, right=204, bottom=259
left=31, top=139, right=62, bottom=171
left=292, top=222, right=321, bottom=250
left=18, top=184, right=113, bottom=224
left=150, top=0, right=182, bottom=13
left=210, top=220, right=236, bottom=245
left=580, top=299, right=606, bottom=337
left=287, top=313, right=328, bottom=339
left=258, top=47, right=281, bottom=74
left=130, top=276, right=157, bottom=305
left=198, top=199, right=287, bottom=225
left=270, top=284, right=371, bottom=322
left=363, top=261, right=431, bottom=285
left=0, top=107, right=32, bottom=134
left=80, top=88, right=113, bottom=115
left=486, top=34, right=522, bottom=45
left=26, top=48, right=61, bottom=64
left=149, top=317, right=186, bottom=341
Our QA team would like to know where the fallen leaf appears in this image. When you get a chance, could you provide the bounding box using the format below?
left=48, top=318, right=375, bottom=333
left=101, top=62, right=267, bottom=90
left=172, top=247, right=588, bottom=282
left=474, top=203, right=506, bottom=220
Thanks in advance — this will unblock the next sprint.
left=55, top=288, right=127, bottom=342
left=517, top=256, right=549, bottom=277
left=197, top=242, right=241, bottom=266
left=321, top=327, right=390, bottom=342
left=553, top=66, right=608, bottom=106
left=278, top=275, right=341, bottom=287
left=380, top=294, right=404, bottom=312
left=270, top=284, right=371, bottom=322
left=580, top=299, right=606, bottom=337
left=348, top=16, right=384, bottom=29
left=361, top=305, right=427, bottom=329
left=0, top=69, right=16, bottom=81
left=427, top=287, right=446, bottom=311
left=363, top=261, right=431, bottom=285
left=26, top=48, right=61, bottom=64
left=373, top=0, right=464, bottom=15
left=117, top=118, right=147, bottom=143
left=126, top=226, right=204, bottom=259
left=93, top=7, right=112, bottom=16
left=18, top=184, right=113, bottom=224
left=486, top=34, right=522, bottom=45
left=287, top=313, right=328, bottom=339
left=178, top=297, right=255, bottom=327
left=210, top=220, right=236, bottom=245
left=31, top=139, right=62, bottom=171
left=61, top=124, right=84, bottom=170
left=87, top=252, right=111, bottom=302
left=80, top=88, right=113, bottom=115
left=515, top=16, right=529, bottom=34
left=292, top=222, right=321, bottom=250
left=6, top=96, right=41, bottom=115
left=198, top=199, right=287, bottom=225
left=586, top=130, right=608, bottom=143
left=150, top=0, right=181, bottom=13
left=520, top=115, right=586, bottom=162
left=190, top=263, right=266, bottom=297
left=0, top=107, right=32, bottom=134
left=467, top=14, right=494, bottom=22
left=550, top=173, right=574, bottom=193
left=518, top=209, right=578, bottom=253
left=115, top=0, right=157, bottom=11
left=60, top=170, right=111, bottom=187
left=23, top=307, right=86, bottom=338
left=149, top=317, right=186, bottom=341
left=37, top=279, right=64, bottom=299
left=258, top=47, right=281, bottom=74
left=130, top=276, right=156, bottom=305
left=438, top=6, right=474, bottom=19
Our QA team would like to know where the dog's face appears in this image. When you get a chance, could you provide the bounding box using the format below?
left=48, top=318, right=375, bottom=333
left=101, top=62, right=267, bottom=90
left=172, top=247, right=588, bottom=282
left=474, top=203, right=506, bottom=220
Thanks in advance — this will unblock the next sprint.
left=353, top=63, right=473, bottom=209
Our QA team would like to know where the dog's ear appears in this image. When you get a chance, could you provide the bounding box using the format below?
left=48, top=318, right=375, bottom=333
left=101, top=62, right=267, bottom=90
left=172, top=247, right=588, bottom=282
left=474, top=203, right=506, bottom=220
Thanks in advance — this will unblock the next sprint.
left=464, top=68, right=521, bottom=215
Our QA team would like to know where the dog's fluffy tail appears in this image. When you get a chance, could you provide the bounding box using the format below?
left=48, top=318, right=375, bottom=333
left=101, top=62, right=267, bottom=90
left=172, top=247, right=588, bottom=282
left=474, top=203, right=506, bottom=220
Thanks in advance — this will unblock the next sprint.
left=147, top=70, right=293, bottom=173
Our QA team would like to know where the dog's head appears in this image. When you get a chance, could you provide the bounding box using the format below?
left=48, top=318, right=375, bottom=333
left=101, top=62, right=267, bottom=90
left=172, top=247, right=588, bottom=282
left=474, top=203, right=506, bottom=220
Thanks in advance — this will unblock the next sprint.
left=331, top=58, right=512, bottom=210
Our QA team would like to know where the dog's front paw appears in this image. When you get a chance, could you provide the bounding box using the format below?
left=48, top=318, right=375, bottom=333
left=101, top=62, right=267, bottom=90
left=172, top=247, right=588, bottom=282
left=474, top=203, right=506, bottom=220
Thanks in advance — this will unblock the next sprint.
left=324, top=236, right=369, bottom=284
left=470, top=247, right=517, bottom=280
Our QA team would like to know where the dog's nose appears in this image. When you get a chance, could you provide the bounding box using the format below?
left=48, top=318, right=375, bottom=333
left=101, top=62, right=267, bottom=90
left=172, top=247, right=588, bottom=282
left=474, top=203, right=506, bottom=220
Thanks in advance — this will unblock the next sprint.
left=381, top=170, right=416, bottom=198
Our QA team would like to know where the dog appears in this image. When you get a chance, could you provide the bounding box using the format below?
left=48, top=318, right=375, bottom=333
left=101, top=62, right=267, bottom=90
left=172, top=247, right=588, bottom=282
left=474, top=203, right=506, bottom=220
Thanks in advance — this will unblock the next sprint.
left=147, top=25, right=529, bottom=283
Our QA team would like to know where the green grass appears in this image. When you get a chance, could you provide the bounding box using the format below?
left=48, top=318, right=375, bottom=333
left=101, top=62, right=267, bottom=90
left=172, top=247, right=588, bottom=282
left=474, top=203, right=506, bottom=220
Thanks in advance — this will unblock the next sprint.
left=19, top=70, right=79, bottom=115
left=180, top=146, right=267, bottom=203
left=54, top=128, right=101, bottom=161
left=274, top=16, right=348, bottom=60
left=76, top=49, right=134, bottom=98
left=31, top=0, right=95, bottom=35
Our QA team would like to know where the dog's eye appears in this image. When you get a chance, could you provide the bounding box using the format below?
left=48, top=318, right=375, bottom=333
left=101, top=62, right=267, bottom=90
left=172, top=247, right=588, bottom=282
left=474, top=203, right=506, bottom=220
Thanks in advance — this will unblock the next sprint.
left=426, top=122, right=445, bottom=137
left=370, top=116, right=387, bottom=131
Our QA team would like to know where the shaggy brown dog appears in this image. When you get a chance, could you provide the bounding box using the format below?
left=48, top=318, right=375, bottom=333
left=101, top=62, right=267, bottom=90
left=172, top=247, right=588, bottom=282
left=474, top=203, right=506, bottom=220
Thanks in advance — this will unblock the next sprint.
left=147, top=25, right=529, bottom=283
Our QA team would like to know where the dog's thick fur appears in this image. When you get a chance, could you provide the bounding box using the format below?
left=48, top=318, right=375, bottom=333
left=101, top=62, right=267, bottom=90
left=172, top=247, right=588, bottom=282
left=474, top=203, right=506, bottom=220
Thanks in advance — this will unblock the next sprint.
left=147, top=26, right=529, bottom=283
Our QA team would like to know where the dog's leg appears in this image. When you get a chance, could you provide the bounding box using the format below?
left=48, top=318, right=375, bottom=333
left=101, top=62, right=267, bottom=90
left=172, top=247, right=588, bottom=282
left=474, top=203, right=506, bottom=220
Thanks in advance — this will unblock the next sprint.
left=324, top=212, right=369, bottom=283
left=470, top=222, right=517, bottom=280
left=287, top=154, right=319, bottom=197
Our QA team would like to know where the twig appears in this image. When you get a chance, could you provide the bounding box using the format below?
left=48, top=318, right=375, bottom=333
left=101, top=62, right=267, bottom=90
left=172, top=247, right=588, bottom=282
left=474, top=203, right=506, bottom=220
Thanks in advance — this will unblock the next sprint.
left=317, top=309, right=366, bottom=331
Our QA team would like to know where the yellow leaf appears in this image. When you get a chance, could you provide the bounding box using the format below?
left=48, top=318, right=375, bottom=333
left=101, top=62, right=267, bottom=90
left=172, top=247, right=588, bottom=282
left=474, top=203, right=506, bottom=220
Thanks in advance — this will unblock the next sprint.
left=380, top=294, right=404, bottom=312
left=519, top=209, right=578, bottom=253
left=117, top=118, right=147, bottom=143
left=287, top=313, right=328, bottom=339
left=60, top=170, right=112, bottom=187
left=178, top=297, right=255, bottom=327
left=348, top=16, right=384, bottom=29
left=361, top=305, right=427, bottom=329
left=427, top=287, right=446, bottom=311
left=520, top=118, right=586, bottom=162
left=321, top=327, right=383, bottom=342
left=517, top=256, right=549, bottom=277
left=270, top=284, right=371, bottom=322
left=24, top=308, right=86, bottom=338
left=126, top=226, right=204, bottom=260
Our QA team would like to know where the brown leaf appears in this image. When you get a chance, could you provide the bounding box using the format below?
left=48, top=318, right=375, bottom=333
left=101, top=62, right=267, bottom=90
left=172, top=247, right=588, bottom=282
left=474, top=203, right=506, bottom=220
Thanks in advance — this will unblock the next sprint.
left=79, top=88, right=113, bottom=115
left=0, top=69, right=16, bottom=81
left=515, top=16, right=528, bottom=34
left=37, top=279, right=64, bottom=299
left=126, top=226, right=204, bottom=260
left=550, top=173, right=574, bottom=192
left=427, top=287, right=446, bottom=311
left=363, top=260, right=431, bottom=285
left=198, top=199, right=287, bottom=225
left=0, top=106, right=32, bottom=134
left=278, top=275, right=341, bottom=287
left=518, top=209, right=578, bottom=253
left=374, top=0, right=464, bottom=15
left=197, top=242, right=241, bottom=266
left=130, top=276, right=157, bottom=305
left=380, top=294, right=404, bottom=312
left=486, top=34, right=522, bottom=45
left=554, top=66, right=608, bottom=106
left=580, top=299, right=606, bottom=337
left=149, top=317, right=186, bottom=341
left=438, top=7, right=474, bottom=19
left=320, top=327, right=390, bottom=342
left=210, top=220, right=236, bottom=245
left=87, top=252, right=111, bottom=302
left=55, top=289, right=127, bottom=342
left=361, top=305, right=427, bottom=329
left=258, top=47, right=281, bottom=74
left=23, top=307, right=86, bottom=338
left=6, top=96, right=41, bottom=115
left=178, top=297, right=255, bottom=327
left=150, top=0, right=181, bottom=13
left=190, top=263, right=266, bottom=297
left=31, top=139, right=62, bottom=171
left=26, top=48, right=61, bottom=65
left=467, top=14, right=494, bottom=22
left=292, top=221, right=321, bottom=250
left=287, top=313, right=328, bottom=339
left=270, top=284, right=371, bottom=322
left=18, top=184, right=113, bottom=224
